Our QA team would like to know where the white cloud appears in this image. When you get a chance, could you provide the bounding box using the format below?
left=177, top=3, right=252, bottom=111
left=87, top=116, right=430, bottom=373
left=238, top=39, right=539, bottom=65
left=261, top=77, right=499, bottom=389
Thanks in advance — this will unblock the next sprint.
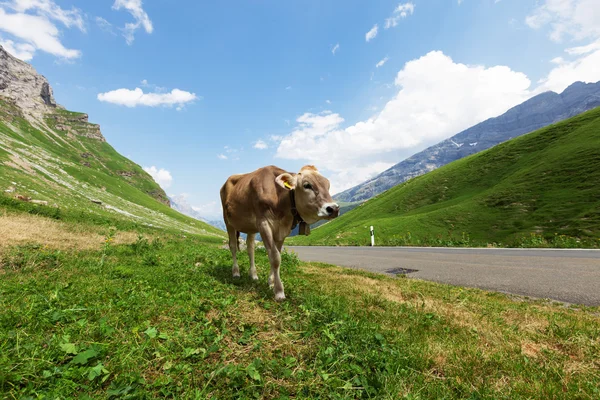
left=537, top=41, right=600, bottom=92
left=143, top=166, right=173, bottom=189
left=276, top=51, right=533, bottom=194
left=331, top=43, right=339, bottom=55
left=217, top=154, right=228, bottom=160
left=96, top=16, right=116, bottom=35
left=525, top=0, right=600, bottom=42
left=253, top=140, right=268, bottom=150
left=365, top=24, right=378, bottom=42
left=97, top=87, right=198, bottom=108
left=566, top=40, right=600, bottom=55
left=285, top=86, right=292, bottom=90
left=525, top=1, right=600, bottom=93
left=376, top=56, right=389, bottom=68
left=385, top=2, right=415, bottom=29
left=0, top=38, right=35, bottom=60
left=0, top=0, right=83, bottom=60
left=224, top=145, right=239, bottom=154
left=7, top=0, right=85, bottom=30
left=325, top=99, right=332, bottom=104
left=112, top=0, right=153, bottom=45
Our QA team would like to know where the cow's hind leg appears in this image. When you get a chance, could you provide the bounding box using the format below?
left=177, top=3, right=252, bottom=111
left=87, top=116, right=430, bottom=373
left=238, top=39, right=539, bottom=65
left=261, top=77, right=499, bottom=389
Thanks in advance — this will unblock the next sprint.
left=227, top=226, right=240, bottom=278
left=247, top=233, right=258, bottom=281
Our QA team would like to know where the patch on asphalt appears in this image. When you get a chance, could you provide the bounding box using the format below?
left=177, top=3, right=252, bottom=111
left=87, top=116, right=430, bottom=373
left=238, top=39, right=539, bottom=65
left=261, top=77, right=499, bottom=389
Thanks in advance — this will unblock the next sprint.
left=386, top=267, right=418, bottom=275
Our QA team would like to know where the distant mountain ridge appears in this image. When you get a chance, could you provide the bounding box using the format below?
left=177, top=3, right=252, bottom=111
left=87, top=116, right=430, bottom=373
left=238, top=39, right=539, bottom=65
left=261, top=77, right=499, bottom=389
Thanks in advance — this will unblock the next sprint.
left=336, top=81, right=600, bottom=203
left=169, top=194, right=226, bottom=231
left=289, top=107, right=600, bottom=246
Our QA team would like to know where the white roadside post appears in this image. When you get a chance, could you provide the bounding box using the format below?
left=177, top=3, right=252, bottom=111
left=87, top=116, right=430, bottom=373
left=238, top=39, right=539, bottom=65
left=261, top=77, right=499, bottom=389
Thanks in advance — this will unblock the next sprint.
left=370, top=226, right=375, bottom=247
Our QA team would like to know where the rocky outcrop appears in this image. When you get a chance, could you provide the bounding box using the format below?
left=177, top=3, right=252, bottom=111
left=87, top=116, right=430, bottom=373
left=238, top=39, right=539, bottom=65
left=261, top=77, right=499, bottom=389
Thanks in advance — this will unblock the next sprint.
left=0, top=45, right=106, bottom=141
left=48, top=112, right=105, bottom=142
left=0, top=45, right=58, bottom=116
left=336, top=81, right=600, bottom=203
left=148, top=189, right=170, bottom=207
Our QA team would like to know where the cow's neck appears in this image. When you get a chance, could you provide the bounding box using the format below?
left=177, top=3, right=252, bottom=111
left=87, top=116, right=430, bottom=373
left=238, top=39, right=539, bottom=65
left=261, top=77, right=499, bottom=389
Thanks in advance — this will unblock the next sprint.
left=289, top=190, right=310, bottom=235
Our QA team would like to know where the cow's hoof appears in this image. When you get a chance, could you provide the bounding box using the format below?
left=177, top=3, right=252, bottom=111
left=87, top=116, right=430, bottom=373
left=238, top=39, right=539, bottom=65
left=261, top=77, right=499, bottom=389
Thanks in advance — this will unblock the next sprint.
left=250, top=274, right=259, bottom=281
left=274, top=292, right=286, bottom=302
left=233, top=272, right=241, bottom=278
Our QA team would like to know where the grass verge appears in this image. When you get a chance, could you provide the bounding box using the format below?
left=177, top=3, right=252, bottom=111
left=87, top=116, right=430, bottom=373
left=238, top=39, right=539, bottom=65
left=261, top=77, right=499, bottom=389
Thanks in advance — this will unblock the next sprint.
left=1, top=233, right=599, bottom=399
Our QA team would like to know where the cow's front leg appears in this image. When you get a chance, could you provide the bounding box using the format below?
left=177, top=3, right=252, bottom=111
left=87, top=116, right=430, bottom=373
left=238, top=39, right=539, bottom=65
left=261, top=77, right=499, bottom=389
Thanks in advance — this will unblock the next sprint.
left=247, top=233, right=258, bottom=281
left=227, top=228, right=240, bottom=278
left=260, top=225, right=285, bottom=301
left=269, top=248, right=284, bottom=301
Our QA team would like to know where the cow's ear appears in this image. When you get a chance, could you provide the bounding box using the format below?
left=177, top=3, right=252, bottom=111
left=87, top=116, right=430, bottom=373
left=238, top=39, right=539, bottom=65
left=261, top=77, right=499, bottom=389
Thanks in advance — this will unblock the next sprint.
left=275, top=173, right=297, bottom=191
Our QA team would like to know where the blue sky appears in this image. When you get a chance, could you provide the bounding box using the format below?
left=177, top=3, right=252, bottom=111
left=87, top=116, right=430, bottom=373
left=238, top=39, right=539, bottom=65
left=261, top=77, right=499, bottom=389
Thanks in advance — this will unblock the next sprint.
left=1, top=0, right=599, bottom=218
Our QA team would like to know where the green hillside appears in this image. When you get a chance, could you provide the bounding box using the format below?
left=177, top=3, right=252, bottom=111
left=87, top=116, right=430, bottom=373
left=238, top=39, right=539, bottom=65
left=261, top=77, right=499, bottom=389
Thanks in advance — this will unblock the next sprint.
left=290, top=107, right=600, bottom=247
left=0, top=99, right=223, bottom=237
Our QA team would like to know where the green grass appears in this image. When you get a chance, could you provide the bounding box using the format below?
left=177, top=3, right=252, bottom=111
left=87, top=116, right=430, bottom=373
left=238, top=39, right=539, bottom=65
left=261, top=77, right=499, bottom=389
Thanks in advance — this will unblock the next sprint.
left=290, top=107, right=600, bottom=247
left=1, top=229, right=599, bottom=399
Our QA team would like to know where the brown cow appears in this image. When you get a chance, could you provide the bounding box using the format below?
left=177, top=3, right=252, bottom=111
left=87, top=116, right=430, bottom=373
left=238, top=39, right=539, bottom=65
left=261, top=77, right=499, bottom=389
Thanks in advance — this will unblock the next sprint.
left=220, top=165, right=339, bottom=301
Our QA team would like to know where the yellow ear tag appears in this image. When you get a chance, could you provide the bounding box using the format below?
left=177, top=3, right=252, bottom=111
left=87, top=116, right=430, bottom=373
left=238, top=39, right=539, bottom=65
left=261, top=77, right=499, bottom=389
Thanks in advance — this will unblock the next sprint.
left=284, top=182, right=293, bottom=189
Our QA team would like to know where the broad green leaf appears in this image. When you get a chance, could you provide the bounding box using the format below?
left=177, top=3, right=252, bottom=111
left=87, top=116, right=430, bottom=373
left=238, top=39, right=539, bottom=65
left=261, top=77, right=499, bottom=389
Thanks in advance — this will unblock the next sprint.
left=72, top=348, right=98, bottom=365
left=144, top=327, right=158, bottom=338
left=246, top=365, right=261, bottom=381
left=88, top=362, right=109, bottom=381
left=60, top=342, right=77, bottom=355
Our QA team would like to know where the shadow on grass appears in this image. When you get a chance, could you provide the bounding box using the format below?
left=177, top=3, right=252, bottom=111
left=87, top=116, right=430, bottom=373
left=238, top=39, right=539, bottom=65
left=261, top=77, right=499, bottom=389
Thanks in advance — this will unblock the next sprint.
left=204, top=261, right=277, bottom=300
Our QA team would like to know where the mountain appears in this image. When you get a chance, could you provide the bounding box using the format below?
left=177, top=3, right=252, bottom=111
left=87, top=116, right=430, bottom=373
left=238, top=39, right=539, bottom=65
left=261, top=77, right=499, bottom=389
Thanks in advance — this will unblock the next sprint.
left=168, top=194, right=226, bottom=231
left=0, top=45, right=222, bottom=236
left=336, top=81, right=600, bottom=203
left=288, top=106, right=600, bottom=247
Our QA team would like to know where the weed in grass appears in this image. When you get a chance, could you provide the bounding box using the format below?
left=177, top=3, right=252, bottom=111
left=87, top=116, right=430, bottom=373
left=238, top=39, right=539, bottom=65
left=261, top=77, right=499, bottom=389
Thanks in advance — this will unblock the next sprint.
left=99, top=227, right=116, bottom=268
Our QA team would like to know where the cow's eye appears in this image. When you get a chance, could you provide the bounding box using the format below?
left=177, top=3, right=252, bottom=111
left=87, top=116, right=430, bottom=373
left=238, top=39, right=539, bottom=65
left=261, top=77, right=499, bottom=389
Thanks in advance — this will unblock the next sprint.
left=303, top=183, right=312, bottom=190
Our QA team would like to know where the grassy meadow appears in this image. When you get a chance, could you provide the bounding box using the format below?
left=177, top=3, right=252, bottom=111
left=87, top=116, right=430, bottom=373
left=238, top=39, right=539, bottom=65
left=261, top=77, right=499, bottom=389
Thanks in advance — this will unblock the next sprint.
left=1, top=209, right=599, bottom=399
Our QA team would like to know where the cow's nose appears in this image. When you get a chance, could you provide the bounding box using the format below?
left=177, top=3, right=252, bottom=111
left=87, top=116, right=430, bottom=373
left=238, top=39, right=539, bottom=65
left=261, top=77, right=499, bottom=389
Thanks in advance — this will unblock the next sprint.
left=326, top=204, right=340, bottom=217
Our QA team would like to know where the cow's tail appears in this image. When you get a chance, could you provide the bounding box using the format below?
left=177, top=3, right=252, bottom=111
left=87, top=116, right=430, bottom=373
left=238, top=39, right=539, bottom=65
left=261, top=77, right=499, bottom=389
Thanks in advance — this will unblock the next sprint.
left=236, top=231, right=240, bottom=251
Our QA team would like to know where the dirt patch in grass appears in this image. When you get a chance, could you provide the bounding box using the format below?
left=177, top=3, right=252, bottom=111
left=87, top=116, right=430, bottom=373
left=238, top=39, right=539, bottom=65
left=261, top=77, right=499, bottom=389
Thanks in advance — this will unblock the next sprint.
left=223, top=294, right=314, bottom=364
left=4, top=154, right=36, bottom=175
left=501, top=309, right=550, bottom=333
left=0, top=212, right=139, bottom=250
left=302, top=265, right=498, bottom=334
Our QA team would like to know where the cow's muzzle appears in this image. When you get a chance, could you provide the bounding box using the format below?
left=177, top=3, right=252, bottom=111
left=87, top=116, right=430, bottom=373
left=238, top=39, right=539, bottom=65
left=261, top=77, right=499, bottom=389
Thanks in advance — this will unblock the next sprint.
left=319, top=203, right=340, bottom=219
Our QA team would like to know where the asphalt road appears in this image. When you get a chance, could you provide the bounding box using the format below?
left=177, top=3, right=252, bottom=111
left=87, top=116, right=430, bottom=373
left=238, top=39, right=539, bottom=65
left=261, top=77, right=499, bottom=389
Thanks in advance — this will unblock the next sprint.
left=286, top=246, right=600, bottom=306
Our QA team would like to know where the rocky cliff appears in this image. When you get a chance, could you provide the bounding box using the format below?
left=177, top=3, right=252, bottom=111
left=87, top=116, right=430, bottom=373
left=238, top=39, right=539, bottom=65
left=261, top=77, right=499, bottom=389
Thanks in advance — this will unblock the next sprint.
left=0, top=45, right=58, bottom=115
left=0, top=45, right=105, bottom=141
left=336, top=81, right=600, bottom=203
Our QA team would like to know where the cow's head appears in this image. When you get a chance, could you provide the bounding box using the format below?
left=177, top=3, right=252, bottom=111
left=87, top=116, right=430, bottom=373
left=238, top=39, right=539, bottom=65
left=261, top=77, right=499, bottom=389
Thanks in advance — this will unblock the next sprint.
left=275, top=165, right=340, bottom=224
